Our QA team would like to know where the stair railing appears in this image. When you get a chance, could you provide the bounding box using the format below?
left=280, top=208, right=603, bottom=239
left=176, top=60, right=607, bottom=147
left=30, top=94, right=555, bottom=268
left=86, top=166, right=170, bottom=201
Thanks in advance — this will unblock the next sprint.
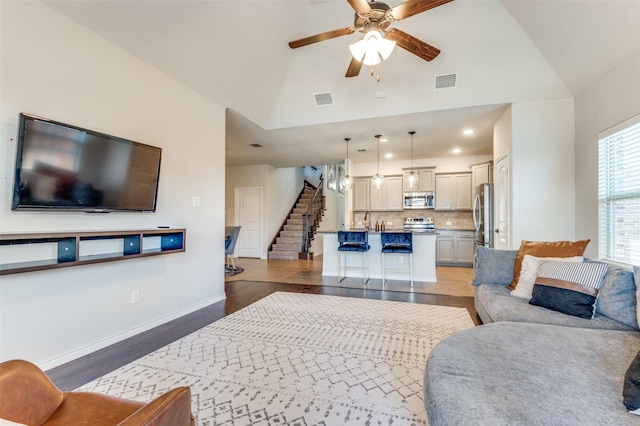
left=301, top=177, right=324, bottom=258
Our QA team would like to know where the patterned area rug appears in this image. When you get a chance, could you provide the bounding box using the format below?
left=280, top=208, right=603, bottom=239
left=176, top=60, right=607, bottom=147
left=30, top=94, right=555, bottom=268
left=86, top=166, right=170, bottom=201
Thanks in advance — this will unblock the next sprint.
left=78, top=292, right=474, bottom=425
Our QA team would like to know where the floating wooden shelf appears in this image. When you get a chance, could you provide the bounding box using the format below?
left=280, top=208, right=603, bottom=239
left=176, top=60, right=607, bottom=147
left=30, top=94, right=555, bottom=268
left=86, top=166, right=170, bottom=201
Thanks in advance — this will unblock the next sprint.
left=0, top=228, right=186, bottom=275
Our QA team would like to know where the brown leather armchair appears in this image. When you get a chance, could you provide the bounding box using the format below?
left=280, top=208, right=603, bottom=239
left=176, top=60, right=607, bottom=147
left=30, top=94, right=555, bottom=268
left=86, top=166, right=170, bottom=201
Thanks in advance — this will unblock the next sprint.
left=0, top=359, right=195, bottom=426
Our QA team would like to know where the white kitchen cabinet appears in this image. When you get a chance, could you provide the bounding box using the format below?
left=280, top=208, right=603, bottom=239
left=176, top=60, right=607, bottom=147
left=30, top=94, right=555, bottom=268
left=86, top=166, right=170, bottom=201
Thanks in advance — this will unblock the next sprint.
left=436, top=231, right=455, bottom=263
left=353, top=177, right=370, bottom=211
left=354, top=176, right=403, bottom=211
left=471, top=162, right=492, bottom=190
left=385, top=175, right=404, bottom=210
left=454, top=174, right=472, bottom=210
left=436, top=230, right=474, bottom=267
left=403, top=168, right=435, bottom=192
left=435, top=172, right=472, bottom=210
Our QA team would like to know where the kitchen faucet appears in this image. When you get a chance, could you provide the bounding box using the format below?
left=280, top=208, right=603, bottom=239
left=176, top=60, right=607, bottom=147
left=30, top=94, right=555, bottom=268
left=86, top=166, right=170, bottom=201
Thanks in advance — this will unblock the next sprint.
left=363, top=211, right=371, bottom=230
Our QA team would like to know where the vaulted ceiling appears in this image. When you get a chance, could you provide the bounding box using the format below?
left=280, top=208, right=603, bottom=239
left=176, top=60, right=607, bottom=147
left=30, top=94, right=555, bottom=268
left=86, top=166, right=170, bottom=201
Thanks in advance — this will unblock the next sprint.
left=45, top=0, right=640, bottom=167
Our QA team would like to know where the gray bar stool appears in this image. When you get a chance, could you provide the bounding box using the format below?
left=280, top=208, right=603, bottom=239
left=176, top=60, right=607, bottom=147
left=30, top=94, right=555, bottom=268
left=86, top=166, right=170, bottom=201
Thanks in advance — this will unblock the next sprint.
left=381, top=232, right=413, bottom=287
left=337, top=231, right=370, bottom=284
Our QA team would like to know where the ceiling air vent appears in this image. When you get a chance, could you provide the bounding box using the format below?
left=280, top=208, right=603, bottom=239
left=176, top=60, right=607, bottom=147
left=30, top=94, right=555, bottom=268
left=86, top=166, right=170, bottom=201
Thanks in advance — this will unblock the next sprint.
left=434, top=73, right=457, bottom=91
left=314, top=92, right=333, bottom=106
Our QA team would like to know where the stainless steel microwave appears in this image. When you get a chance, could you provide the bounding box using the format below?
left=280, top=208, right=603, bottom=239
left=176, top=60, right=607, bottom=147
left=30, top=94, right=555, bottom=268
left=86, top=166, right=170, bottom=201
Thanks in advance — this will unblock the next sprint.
left=403, top=191, right=434, bottom=209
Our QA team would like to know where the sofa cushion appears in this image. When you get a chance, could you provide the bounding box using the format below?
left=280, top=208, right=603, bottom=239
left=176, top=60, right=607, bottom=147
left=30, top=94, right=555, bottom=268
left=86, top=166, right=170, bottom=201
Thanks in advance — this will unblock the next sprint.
left=510, top=254, right=583, bottom=300
left=424, top=322, right=640, bottom=426
left=509, top=239, right=590, bottom=290
left=597, top=268, right=639, bottom=331
left=529, top=261, right=608, bottom=319
left=471, top=247, right=518, bottom=287
left=475, top=285, right=636, bottom=331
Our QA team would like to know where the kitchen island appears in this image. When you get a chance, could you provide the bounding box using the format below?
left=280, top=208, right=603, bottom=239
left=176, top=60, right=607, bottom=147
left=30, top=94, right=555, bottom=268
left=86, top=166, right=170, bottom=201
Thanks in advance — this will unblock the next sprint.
left=321, top=230, right=438, bottom=283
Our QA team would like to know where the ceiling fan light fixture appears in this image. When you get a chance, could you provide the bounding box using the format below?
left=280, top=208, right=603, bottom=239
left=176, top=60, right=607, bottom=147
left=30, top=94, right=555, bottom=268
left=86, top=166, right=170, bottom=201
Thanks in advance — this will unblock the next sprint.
left=349, top=30, right=395, bottom=66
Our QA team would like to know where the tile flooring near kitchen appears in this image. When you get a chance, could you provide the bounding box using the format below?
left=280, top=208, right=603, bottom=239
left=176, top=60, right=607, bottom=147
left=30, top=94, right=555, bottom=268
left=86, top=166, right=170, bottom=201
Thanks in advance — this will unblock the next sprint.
left=226, top=256, right=475, bottom=298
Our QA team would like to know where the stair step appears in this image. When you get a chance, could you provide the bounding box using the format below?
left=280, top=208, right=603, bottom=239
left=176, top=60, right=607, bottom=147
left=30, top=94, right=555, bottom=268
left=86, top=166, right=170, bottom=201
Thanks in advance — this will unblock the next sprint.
left=268, top=251, right=302, bottom=260
left=272, top=243, right=301, bottom=251
left=277, top=236, right=303, bottom=244
left=280, top=230, right=302, bottom=238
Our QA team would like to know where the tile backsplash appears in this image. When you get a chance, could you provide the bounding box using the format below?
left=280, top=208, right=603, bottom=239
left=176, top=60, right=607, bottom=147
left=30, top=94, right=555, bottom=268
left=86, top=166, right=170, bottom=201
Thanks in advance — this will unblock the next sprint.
left=351, top=210, right=474, bottom=231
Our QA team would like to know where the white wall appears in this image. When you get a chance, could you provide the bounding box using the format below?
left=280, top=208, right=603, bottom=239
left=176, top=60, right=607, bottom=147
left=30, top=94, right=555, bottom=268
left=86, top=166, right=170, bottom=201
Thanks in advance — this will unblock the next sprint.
left=0, top=1, right=226, bottom=368
left=575, top=49, right=640, bottom=259
left=510, top=99, right=576, bottom=246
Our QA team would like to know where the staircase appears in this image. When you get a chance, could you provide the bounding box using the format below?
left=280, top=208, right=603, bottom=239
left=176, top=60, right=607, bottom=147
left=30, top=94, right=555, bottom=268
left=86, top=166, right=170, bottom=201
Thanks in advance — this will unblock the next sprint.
left=268, top=183, right=324, bottom=260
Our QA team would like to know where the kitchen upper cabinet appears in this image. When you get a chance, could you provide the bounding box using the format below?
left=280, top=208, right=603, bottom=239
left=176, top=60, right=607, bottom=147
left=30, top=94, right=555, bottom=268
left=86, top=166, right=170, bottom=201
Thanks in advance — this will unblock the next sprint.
left=471, top=161, right=492, bottom=190
left=403, top=168, right=435, bottom=192
left=385, top=175, right=404, bottom=210
left=435, top=172, right=472, bottom=210
left=353, top=177, right=370, bottom=211
left=353, top=176, right=403, bottom=211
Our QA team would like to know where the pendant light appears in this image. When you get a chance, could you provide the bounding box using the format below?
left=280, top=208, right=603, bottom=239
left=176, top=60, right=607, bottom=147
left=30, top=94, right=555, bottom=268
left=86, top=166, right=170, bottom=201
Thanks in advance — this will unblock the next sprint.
left=372, top=134, right=385, bottom=189
left=340, top=137, right=354, bottom=191
left=405, top=131, right=419, bottom=190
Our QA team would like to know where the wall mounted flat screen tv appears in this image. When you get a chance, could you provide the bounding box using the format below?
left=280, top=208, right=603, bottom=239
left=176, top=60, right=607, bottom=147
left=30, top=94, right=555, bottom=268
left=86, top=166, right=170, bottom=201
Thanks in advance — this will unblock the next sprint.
left=12, top=113, right=162, bottom=212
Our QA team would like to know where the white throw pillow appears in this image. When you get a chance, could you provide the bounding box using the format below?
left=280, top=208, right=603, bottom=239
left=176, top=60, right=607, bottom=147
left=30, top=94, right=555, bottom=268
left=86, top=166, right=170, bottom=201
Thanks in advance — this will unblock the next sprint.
left=510, top=254, right=583, bottom=300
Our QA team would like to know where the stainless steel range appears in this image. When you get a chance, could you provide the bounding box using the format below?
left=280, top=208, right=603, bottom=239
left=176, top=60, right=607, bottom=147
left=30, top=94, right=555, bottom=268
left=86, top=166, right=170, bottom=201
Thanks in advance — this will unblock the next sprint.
left=403, top=217, right=436, bottom=232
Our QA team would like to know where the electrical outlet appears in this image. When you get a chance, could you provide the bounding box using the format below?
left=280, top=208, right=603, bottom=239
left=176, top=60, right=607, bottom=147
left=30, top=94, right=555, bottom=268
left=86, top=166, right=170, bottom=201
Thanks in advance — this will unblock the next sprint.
left=399, top=256, right=404, bottom=264
left=387, top=222, right=392, bottom=226
left=131, top=289, right=140, bottom=304
left=446, top=221, right=453, bottom=226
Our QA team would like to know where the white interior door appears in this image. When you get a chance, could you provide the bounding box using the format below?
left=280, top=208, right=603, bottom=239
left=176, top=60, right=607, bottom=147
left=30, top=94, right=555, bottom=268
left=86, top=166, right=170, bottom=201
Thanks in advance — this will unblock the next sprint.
left=234, top=187, right=262, bottom=258
left=494, top=153, right=510, bottom=250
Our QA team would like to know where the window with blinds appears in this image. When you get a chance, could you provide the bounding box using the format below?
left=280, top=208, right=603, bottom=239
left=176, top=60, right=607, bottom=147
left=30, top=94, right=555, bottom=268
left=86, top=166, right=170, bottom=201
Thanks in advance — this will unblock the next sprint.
left=598, top=114, right=640, bottom=265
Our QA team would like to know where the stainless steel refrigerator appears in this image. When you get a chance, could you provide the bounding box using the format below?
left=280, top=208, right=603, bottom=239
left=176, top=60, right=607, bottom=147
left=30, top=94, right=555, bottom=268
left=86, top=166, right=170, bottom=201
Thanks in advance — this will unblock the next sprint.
left=473, top=183, right=493, bottom=247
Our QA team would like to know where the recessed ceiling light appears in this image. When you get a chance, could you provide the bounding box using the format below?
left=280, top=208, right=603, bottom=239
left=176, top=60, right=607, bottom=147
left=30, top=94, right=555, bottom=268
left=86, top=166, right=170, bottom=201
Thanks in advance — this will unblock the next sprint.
left=385, top=153, right=393, bottom=159
left=380, top=138, right=388, bottom=143
left=452, top=148, right=462, bottom=154
left=463, top=129, right=474, bottom=136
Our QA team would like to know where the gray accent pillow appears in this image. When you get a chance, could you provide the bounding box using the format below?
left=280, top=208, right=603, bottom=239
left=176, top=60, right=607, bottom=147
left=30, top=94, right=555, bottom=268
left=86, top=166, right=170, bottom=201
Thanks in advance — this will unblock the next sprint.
left=471, top=246, right=518, bottom=286
left=597, top=268, right=639, bottom=330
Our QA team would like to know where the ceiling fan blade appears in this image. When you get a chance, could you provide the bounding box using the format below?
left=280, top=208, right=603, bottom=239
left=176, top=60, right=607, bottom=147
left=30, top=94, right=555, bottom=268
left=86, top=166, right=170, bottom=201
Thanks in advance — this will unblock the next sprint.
left=386, top=28, right=441, bottom=61
left=347, top=0, right=373, bottom=15
left=345, top=57, right=363, bottom=78
left=289, top=27, right=355, bottom=49
left=390, top=0, right=454, bottom=21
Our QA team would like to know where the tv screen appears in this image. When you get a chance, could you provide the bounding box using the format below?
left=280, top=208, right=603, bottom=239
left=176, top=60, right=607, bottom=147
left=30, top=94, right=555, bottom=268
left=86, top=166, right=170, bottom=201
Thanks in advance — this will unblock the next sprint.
left=12, top=113, right=162, bottom=212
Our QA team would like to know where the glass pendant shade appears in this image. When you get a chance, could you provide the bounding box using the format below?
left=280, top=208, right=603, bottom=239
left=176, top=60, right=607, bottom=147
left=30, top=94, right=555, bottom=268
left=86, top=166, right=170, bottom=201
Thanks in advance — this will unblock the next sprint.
left=406, top=130, right=419, bottom=190
left=372, top=134, right=384, bottom=189
left=372, top=173, right=385, bottom=189
left=349, top=30, right=396, bottom=66
left=341, top=174, right=353, bottom=191
left=341, top=137, right=353, bottom=191
left=405, top=171, right=419, bottom=190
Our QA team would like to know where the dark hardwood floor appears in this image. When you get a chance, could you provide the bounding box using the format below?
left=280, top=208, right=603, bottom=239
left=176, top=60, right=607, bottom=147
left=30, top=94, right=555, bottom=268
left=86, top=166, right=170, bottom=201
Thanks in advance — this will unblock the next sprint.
left=46, top=280, right=478, bottom=391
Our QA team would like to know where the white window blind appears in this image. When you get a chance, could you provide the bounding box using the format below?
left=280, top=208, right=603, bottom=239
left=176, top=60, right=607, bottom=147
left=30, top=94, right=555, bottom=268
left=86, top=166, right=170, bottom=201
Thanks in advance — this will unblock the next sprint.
left=598, top=114, right=640, bottom=265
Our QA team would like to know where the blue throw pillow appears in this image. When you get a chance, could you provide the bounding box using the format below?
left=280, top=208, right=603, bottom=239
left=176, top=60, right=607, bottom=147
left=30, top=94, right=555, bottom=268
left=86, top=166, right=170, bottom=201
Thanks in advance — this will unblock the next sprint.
left=471, top=246, right=518, bottom=286
left=529, top=261, right=609, bottom=319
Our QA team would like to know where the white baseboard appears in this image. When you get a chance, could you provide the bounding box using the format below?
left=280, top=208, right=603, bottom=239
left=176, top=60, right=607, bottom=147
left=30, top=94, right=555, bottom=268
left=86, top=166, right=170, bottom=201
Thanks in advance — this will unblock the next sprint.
left=40, top=293, right=227, bottom=371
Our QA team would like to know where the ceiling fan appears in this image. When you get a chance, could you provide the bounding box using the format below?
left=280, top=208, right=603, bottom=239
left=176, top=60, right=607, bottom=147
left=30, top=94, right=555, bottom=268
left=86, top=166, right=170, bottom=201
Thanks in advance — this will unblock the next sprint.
left=288, top=0, right=454, bottom=78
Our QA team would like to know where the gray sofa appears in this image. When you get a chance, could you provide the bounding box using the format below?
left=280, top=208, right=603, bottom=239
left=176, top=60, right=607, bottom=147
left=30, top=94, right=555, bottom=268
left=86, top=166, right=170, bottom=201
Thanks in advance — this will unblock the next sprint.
left=424, top=247, right=640, bottom=425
